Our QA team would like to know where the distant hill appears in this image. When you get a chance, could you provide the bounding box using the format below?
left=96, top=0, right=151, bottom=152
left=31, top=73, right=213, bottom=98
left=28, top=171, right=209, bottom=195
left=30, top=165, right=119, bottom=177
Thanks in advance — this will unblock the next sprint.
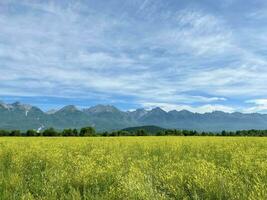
left=1, top=101, right=267, bottom=132
left=122, top=125, right=165, bottom=135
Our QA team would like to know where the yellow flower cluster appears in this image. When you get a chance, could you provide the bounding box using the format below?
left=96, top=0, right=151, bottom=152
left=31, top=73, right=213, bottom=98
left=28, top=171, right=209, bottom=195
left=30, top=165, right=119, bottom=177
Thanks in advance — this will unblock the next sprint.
left=0, top=137, right=266, bottom=199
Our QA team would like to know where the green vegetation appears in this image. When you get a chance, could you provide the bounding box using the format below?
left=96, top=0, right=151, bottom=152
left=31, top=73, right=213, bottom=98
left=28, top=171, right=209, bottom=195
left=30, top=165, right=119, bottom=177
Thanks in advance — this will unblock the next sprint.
left=0, top=137, right=266, bottom=199
left=122, top=125, right=165, bottom=134
left=1, top=126, right=267, bottom=137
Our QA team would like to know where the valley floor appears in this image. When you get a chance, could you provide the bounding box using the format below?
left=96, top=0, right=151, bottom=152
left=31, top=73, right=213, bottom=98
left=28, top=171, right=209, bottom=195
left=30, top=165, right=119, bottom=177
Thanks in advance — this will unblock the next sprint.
left=0, top=137, right=266, bottom=200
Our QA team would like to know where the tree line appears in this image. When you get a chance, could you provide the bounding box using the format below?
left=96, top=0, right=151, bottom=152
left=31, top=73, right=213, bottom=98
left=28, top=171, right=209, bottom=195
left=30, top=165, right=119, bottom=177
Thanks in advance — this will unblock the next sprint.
left=0, top=127, right=267, bottom=137
left=0, top=127, right=95, bottom=137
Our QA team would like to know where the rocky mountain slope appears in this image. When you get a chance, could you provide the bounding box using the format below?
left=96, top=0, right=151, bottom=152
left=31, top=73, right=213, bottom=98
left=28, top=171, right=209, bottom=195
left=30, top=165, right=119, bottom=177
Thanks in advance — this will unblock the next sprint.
left=1, top=101, right=267, bottom=132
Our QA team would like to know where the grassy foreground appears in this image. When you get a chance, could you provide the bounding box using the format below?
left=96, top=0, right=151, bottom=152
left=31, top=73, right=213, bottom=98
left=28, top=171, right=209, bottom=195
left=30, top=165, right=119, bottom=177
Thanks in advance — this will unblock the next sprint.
left=0, top=137, right=266, bottom=200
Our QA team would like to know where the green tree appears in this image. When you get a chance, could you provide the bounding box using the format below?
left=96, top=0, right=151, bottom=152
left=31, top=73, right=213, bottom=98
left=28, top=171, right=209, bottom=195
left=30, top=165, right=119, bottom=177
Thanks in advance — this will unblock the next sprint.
left=62, top=129, right=74, bottom=136
left=43, top=128, right=58, bottom=137
left=0, top=130, right=10, bottom=136
left=73, top=129, right=79, bottom=136
left=221, top=130, right=227, bottom=136
left=136, top=129, right=148, bottom=136
left=10, top=130, right=21, bottom=136
left=80, top=127, right=96, bottom=136
left=26, top=129, right=37, bottom=136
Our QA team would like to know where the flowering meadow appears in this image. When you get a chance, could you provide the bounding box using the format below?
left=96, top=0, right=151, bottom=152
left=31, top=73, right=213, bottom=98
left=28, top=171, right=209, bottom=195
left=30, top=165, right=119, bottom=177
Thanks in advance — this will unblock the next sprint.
left=0, top=137, right=266, bottom=200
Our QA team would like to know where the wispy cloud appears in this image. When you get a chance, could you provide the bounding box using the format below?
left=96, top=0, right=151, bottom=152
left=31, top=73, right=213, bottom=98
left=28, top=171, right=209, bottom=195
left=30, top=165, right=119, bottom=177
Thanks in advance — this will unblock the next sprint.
left=244, top=99, right=267, bottom=113
left=1, top=0, right=267, bottom=112
left=141, top=102, right=235, bottom=113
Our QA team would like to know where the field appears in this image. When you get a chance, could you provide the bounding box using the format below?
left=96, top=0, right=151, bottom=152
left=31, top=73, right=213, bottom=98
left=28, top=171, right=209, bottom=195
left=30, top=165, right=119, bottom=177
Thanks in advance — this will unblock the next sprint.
left=0, top=137, right=266, bottom=200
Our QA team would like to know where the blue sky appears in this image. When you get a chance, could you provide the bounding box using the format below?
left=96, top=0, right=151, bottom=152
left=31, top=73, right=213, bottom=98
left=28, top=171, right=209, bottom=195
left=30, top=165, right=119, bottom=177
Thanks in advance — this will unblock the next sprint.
left=1, top=0, right=267, bottom=113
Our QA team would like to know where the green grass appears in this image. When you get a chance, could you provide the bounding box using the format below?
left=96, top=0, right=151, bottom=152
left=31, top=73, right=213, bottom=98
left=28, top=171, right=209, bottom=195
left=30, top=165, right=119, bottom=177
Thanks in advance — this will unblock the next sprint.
left=0, top=137, right=266, bottom=200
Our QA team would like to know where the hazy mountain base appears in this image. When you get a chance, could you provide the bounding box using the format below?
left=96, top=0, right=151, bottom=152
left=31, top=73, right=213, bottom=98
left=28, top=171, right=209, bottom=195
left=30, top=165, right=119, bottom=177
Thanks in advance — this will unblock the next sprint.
left=1, top=102, right=267, bottom=132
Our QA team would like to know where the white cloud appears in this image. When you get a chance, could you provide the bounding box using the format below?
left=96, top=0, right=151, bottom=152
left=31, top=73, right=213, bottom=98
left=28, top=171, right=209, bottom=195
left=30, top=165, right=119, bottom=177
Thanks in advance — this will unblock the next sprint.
left=248, top=9, right=267, bottom=20
left=244, top=99, right=267, bottom=113
left=1, top=1, right=267, bottom=113
left=141, top=102, right=235, bottom=113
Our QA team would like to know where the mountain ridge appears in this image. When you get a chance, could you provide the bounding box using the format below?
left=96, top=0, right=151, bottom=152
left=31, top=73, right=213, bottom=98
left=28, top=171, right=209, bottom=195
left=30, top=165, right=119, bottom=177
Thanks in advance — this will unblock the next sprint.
left=1, top=101, right=267, bottom=132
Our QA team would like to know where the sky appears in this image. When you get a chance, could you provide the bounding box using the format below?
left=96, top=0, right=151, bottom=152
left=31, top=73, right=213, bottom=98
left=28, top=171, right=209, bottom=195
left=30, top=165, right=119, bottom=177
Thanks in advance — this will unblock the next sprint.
left=1, top=0, right=267, bottom=113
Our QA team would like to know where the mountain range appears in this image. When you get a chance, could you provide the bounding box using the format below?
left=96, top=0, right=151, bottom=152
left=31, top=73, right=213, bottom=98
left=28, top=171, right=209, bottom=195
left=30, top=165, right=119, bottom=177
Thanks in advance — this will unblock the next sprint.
left=1, top=101, right=267, bottom=132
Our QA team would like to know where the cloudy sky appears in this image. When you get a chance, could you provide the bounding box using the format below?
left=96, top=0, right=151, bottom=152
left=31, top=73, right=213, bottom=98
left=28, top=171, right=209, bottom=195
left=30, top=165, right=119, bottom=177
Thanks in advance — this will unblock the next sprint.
left=1, top=0, right=267, bottom=113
